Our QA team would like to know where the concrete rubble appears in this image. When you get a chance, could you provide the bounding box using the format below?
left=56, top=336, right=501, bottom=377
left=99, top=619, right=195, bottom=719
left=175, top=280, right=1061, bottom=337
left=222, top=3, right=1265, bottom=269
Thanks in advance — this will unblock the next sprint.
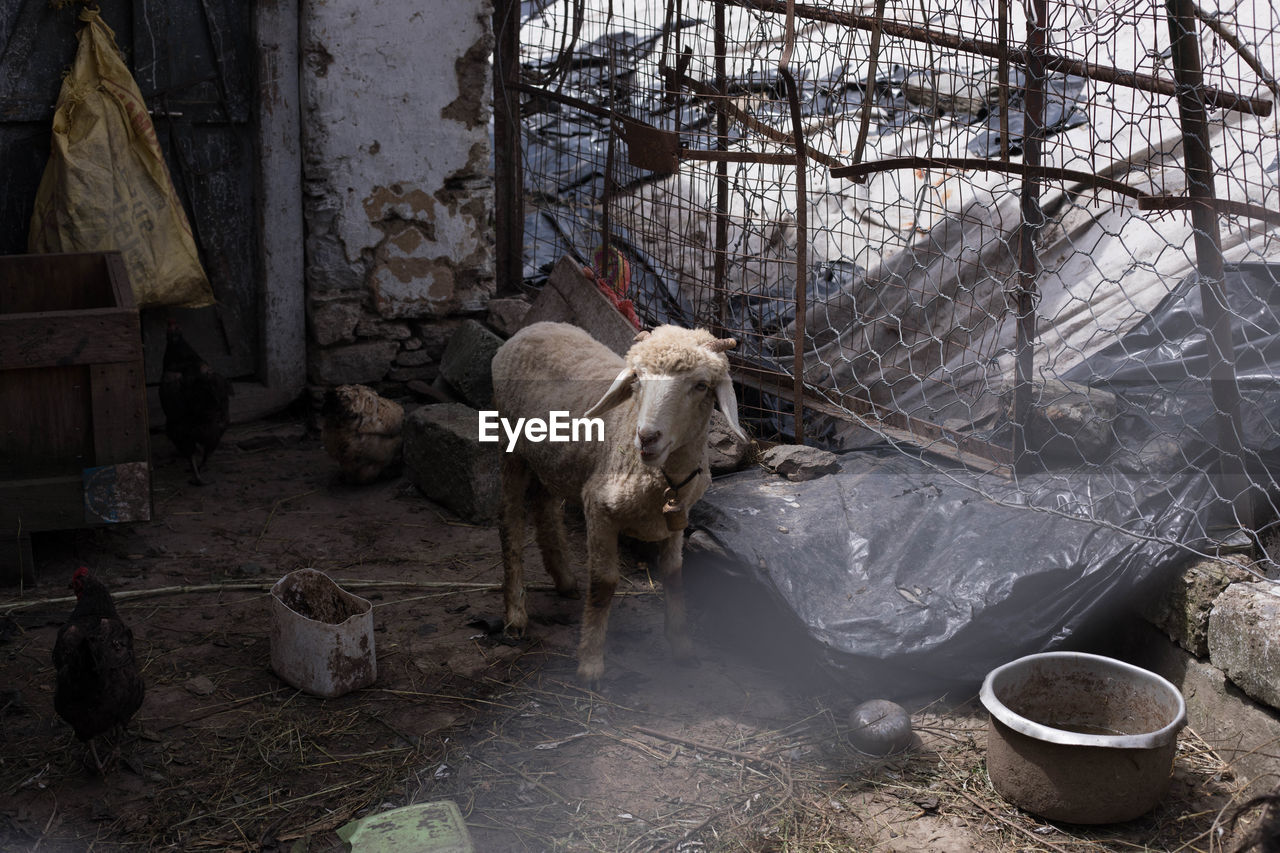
left=759, top=444, right=841, bottom=481
left=402, top=402, right=501, bottom=524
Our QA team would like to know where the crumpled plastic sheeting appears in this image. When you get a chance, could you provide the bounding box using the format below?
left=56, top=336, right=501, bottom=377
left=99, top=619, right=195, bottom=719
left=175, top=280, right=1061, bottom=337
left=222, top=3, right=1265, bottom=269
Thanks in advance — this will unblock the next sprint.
left=1068, top=263, right=1280, bottom=472
left=967, top=70, right=1089, bottom=156
left=689, top=264, right=1277, bottom=694
left=688, top=450, right=1212, bottom=694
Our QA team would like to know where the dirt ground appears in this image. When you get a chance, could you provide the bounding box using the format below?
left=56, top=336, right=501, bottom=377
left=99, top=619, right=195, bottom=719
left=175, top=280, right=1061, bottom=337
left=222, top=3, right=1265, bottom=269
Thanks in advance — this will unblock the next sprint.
left=0, top=415, right=1268, bottom=851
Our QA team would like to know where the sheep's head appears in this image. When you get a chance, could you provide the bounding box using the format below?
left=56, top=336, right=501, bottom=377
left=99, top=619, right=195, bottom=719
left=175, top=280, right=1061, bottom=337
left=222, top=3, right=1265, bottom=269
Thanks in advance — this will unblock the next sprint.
left=585, top=326, right=747, bottom=467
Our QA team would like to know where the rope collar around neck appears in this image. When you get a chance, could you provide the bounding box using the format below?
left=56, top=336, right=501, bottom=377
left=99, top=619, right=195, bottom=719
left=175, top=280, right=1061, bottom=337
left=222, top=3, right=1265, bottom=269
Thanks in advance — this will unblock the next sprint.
left=662, top=467, right=702, bottom=494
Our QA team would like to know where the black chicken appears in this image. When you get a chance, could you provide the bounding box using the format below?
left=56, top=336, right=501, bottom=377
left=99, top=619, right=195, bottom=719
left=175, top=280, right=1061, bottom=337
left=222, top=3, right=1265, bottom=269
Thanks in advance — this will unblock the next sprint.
left=52, top=567, right=145, bottom=773
left=160, top=319, right=232, bottom=485
left=1232, top=790, right=1280, bottom=852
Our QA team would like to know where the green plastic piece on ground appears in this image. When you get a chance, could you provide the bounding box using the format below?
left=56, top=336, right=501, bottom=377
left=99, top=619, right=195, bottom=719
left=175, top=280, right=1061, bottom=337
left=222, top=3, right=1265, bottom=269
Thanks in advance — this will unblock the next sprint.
left=336, top=800, right=474, bottom=852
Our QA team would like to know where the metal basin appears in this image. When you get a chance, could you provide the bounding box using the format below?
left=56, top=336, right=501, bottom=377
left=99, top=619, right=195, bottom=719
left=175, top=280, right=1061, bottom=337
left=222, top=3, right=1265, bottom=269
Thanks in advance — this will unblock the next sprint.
left=980, top=652, right=1186, bottom=824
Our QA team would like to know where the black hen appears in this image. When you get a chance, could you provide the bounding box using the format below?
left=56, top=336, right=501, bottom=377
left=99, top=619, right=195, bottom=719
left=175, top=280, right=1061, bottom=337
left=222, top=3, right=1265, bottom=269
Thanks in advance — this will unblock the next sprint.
left=53, top=567, right=145, bottom=773
left=1232, top=791, right=1280, bottom=852
left=160, top=319, right=232, bottom=485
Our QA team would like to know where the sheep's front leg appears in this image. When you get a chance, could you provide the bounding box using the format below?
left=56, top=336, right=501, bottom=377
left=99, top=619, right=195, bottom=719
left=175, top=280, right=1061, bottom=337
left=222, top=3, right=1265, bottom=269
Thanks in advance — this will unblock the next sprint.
left=658, top=533, right=696, bottom=666
left=577, top=512, right=620, bottom=684
left=500, top=455, right=532, bottom=635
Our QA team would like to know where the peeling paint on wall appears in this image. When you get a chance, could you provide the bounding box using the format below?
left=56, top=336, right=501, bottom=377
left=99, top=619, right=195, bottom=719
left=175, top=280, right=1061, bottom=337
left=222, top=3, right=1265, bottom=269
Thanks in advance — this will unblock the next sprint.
left=301, top=0, right=494, bottom=388
left=443, top=36, right=494, bottom=129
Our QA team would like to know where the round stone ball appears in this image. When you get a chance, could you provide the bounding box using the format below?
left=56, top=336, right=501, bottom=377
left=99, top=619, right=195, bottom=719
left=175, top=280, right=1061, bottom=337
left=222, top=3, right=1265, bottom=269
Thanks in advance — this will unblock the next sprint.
left=848, top=699, right=913, bottom=756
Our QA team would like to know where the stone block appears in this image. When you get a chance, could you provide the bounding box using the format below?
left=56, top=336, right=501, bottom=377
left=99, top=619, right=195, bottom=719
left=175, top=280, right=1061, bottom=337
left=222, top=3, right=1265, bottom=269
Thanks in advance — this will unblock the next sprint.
left=1142, top=554, right=1253, bottom=657
left=306, top=231, right=366, bottom=297
left=707, top=410, right=751, bottom=475
left=403, top=403, right=501, bottom=524
left=395, top=348, right=435, bottom=367
left=759, top=444, right=841, bottom=481
left=439, top=319, right=503, bottom=409
left=310, top=298, right=363, bottom=346
left=413, top=319, right=462, bottom=361
left=309, top=340, right=401, bottom=386
left=1122, top=620, right=1280, bottom=791
left=487, top=297, right=531, bottom=338
left=356, top=318, right=413, bottom=340
left=388, top=365, right=439, bottom=383
left=1208, top=581, right=1280, bottom=710
left=999, top=378, right=1118, bottom=464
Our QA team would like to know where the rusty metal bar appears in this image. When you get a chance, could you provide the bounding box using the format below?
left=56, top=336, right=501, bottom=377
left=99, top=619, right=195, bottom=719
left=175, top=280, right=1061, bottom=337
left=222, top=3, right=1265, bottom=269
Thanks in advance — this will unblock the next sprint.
left=1138, top=195, right=1280, bottom=228
left=682, top=148, right=801, bottom=165
left=847, top=0, right=888, bottom=181
left=731, top=361, right=1016, bottom=475
left=1013, top=0, right=1048, bottom=474
left=997, top=0, right=1010, bottom=161
left=723, top=0, right=1272, bottom=116
left=832, top=156, right=1148, bottom=199
left=779, top=0, right=807, bottom=443
left=1166, top=0, right=1253, bottom=525
left=1192, top=3, right=1280, bottom=104
left=667, top=70, right=846, bottom=169
left=493, top=0, right=523, bottom=297
left=714, top=0, right=731, bottom=334
left=513, top=80, right=609, bottom=118
left=601, top=38, right=618, bottom=274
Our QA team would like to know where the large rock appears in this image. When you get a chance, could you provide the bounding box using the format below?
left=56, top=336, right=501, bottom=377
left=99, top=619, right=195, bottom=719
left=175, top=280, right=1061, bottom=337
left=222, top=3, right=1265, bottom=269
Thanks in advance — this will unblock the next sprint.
left=1208, top=581, right=1280, bottom=710
left=707, top=410, right=751, bottom=475
left=309, top=340, right=400, bottom=385
left=1000, top=378, right=1118, bottom=464
left=403, top=403, right=501, bottom=524
left=438, top=319, right=503, bottom=409
left=1123, top=621, right=1280, bottom=798
left=487, top=297, right=531, bottom=338
left=759, top=444, right=841, bottom=481
left=1142, top=554, right=1253, bottom=657
left=310, top=298, right=362, bottom=346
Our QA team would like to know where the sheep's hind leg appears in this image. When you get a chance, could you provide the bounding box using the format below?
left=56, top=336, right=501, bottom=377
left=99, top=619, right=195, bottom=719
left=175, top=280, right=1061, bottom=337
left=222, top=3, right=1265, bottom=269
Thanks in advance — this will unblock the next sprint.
left=500, top=455, right=533, bottom=636
left=529, top=481, right=577, bottom=598
left=658, top=533, right=697, bottom=666
left=577, top=511, right=619, bottom=685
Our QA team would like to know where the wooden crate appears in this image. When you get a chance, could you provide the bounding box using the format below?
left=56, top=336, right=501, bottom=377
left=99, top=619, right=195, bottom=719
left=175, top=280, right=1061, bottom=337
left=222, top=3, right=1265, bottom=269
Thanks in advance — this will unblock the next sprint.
left=0, top=252, right=151, bottom=586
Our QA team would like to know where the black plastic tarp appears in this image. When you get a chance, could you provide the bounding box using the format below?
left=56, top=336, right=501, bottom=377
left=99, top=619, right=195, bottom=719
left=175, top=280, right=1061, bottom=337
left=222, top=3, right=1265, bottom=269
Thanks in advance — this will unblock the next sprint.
left=688, top=264, right=1278, bottom=695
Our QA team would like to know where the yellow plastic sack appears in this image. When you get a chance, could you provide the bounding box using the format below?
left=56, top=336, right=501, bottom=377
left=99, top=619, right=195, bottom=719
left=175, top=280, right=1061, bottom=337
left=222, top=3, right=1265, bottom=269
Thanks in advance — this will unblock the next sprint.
left=28, top=7, right=213, bottom=308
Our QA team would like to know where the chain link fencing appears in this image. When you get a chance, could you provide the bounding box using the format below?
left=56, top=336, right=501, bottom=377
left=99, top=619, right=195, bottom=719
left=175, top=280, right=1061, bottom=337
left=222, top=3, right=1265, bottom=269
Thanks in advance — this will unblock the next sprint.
left=506, top=0, right=1280, bottom=577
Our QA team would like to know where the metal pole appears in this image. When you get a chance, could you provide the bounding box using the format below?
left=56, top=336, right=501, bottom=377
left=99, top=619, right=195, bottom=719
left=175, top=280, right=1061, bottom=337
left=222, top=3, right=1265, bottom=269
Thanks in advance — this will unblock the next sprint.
left=1166, top=0, right=1252, bottom=525
left=782, top=67, right=808, bottom=445
left=713, top=0, right=730, bottom=334
left=1013, top=0, right=1047, bottom=473
left=779, top=0, right=807, bottom=443
left=492, top=0, right=523, bottom=297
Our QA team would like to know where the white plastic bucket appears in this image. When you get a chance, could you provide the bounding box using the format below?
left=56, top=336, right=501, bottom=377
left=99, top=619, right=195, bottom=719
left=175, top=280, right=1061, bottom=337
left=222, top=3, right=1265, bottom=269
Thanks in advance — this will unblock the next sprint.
left=269, top=568, right=376, bottom=698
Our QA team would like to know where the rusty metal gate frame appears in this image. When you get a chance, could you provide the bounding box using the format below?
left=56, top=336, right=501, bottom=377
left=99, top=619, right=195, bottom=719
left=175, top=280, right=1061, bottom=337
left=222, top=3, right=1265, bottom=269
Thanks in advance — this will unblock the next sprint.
left=494, top=0, right=1275, bottom=492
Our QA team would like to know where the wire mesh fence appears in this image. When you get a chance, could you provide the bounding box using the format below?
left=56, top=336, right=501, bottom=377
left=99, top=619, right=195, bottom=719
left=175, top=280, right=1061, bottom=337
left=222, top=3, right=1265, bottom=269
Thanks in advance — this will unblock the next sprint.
left=502, top=0, right=1280, bottom=573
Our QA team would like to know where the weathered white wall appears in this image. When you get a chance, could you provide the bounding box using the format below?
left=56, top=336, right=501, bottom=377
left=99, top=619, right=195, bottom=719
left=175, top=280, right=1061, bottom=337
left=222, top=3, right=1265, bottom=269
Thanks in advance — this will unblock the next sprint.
left=301, top=0, right=494, bottom=388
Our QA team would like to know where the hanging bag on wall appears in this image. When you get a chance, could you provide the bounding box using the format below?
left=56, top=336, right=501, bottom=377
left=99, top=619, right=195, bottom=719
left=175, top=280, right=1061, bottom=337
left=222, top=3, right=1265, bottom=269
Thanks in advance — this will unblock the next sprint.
left=28, top=6, right=214, bottom=308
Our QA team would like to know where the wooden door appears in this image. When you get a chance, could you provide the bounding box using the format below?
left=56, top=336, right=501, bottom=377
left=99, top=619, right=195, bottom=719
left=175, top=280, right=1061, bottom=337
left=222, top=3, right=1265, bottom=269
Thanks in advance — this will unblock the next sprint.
left=0, top=0, right=258, bottom=383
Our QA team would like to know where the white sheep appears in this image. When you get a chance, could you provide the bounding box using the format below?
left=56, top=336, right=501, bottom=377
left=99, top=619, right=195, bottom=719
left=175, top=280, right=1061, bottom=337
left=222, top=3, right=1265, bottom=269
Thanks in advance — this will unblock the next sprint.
left=491, top=321, right=747, bottom=684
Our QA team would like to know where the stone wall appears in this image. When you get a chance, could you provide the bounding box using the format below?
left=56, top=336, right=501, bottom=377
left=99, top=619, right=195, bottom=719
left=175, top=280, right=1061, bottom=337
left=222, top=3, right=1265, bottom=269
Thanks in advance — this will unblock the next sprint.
left=1135, top=553, right=1280, bottom=783
left=1142, top=553, right=1280, bottom=713
left=300, top=0, right=494, bottom=397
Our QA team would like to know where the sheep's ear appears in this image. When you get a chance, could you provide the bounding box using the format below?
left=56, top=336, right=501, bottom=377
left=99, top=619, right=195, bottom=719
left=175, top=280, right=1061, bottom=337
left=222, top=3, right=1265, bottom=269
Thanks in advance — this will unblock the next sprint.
left=585, top=368, right=636, bottom=418
left=714, top=376, right=748, bottom=442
